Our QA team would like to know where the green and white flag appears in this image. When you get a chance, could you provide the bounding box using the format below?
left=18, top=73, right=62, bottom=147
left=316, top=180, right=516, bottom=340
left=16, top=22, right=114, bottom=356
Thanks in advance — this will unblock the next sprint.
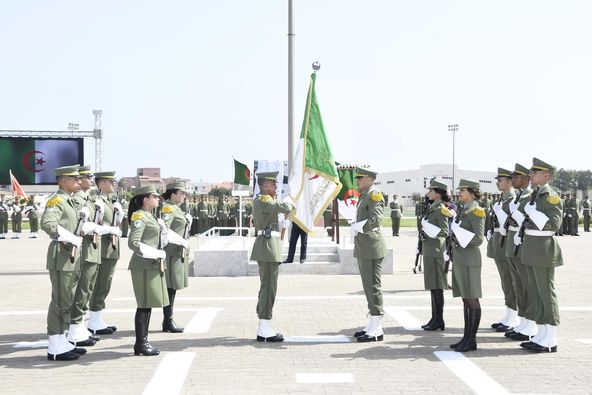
left=287, top=73, right=342, bottom=233
left=233, top=159, right=251, bottom=186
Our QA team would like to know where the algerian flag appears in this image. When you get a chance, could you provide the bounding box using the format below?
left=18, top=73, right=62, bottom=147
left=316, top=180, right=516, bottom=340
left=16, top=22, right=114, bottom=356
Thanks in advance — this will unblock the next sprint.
left=287, top=73, right=342, bottom=233
left=337, top=166, right=361, bottom=223
left=233, top=159, right=251, bottom=186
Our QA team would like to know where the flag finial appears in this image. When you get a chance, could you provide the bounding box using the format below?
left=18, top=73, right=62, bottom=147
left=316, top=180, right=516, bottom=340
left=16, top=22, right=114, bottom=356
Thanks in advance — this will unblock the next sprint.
left=312, top=61, right=321, bottom=72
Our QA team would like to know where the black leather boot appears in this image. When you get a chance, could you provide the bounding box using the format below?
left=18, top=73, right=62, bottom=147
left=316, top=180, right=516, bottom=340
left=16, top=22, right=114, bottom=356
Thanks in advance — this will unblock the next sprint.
left=455, top=307, right=481, bottom=352
left=163, top=288, right=184, bottom=333
left=134, top=308, right=160, bottom=356
left=422, top=290, right=436, bottom=329
left=450, top=305, right=469, bottom=348
left=424, top=290, right=445, bottom=331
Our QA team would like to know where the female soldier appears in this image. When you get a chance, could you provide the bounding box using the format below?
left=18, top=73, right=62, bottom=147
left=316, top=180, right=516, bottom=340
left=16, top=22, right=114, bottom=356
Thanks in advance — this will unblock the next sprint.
left=161, top=182, right=192, bottom=333
left=449, top=179, right=486, bottom=352
left=127, top=186, right=169, bottom=356
left=421, top=180, right=453, bottom=331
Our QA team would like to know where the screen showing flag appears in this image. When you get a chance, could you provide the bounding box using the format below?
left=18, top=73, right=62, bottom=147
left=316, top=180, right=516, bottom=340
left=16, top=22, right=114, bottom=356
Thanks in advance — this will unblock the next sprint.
left=0, top=138, right=84, bottom=185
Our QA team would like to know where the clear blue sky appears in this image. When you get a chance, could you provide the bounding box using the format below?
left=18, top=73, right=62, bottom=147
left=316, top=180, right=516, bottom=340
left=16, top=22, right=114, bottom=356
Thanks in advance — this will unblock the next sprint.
left=1, top=0, right=591, bottom=182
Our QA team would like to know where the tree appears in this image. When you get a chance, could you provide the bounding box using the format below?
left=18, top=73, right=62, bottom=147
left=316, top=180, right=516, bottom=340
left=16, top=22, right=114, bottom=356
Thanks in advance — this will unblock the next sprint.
left=209, top=187, right=232, bottom=198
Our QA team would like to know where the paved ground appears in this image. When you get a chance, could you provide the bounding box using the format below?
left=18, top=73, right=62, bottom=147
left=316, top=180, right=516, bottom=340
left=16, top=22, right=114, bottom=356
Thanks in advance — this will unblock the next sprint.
left=0, top=228, right=591, bottom=395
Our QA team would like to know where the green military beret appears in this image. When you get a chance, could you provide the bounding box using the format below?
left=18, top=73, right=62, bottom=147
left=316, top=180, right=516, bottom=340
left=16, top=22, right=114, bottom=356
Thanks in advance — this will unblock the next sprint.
left=78, top=165, right=93, bottom=176
left=531, top=157, right=556, bottom=172
left=133, top=185, right=159, bottom=197
left=354, top=167, right=378, bottom=178
left=495, top=167, right=513, bottom=179
left=457, top=179, right=480, bottom=190
left=54, top=164, right=80, bottom=177
left=166, top=182, right=187, bottom=192
left=256, top=171, right=278, bottom=182
left=427, top=180, right=448, bottom=191
left=94, top=171, right=116, bottom=179
left=513, top=163, right=529, bottom=176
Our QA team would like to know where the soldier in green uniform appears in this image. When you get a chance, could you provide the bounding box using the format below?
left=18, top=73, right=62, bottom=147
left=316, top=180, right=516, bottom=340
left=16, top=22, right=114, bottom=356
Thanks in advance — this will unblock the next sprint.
left=11, top=200, right=23, bottom=239
left=516, top=158, right=563, bottom=353
left=127, top=185, right=169, bottom=355
left=389, top=194, right=402, bottom=237
left=250, top=172, right=294, bottom=342
left=581, top=196, right=591, bottom=232
left=217, top=196, right=229, bottom=235
left=480, top=193, right=491, bottom=232
left=449, top=179, right=486, bottom=352
left=197, top=195, right=208, bottom=234
left=161, top=182, right=192, bottom=333
left=415, top=197, right=425, bottom=232
left=24, top=196, right=41, bottom=238
left=42, top=165, right=87, bottom=361
left=88, top=171, right=123, bottom=335
left=120, top=197, right=130, bottom=238
left=351, top=168, right=387, bottom=342
left=323, top=202, right=334, bottom=237
left=569, top=194, right=580, bottom=236
left=67, top=165, right=106, bottom=347
left=487, top=168, right=519, bottom=332
left=562, top=194, right=571, bottom=235
left=504, top=163, right=538, bottom=341
left=0, top=196, right=8, bottom=239
left=420, top=180, right=452, bottom=332
left=208, top=197, right=216, bottom=232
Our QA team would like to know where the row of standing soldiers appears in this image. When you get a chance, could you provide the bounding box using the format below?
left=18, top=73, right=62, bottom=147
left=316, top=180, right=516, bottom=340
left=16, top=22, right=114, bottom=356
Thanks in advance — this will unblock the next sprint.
left=185, top=195, right=253, bottom=235
left=0, top=196, right=42, bottom=239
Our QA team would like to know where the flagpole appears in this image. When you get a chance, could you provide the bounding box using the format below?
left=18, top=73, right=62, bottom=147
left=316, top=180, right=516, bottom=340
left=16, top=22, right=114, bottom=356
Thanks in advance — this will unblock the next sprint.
left=287, top=0, right=294, bottom=173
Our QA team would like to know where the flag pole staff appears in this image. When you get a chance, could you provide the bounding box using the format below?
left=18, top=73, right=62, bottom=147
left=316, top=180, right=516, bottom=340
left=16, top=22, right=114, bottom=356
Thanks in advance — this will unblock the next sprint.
left=287, top=0, right=295, bottom=173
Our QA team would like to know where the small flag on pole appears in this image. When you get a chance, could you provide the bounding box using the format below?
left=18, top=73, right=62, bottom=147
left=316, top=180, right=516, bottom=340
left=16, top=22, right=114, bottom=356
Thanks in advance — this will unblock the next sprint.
left=233, top=159, right=251, bottom=186
left=9, top=170, right=28, bottom=201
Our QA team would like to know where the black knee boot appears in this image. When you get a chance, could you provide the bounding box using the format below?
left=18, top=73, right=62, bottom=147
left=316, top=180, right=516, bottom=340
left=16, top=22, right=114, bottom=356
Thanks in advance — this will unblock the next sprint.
left=450, top=304, right=469, bottom=348
left=163, top=288, right=184, bottom=333
left=425, top=290, right=445, bottom=331
left=422, top=290, right=436, bottom=329
left=455, top=307, right=481, bottom=352
left=134, top=308, right=160, bottom=356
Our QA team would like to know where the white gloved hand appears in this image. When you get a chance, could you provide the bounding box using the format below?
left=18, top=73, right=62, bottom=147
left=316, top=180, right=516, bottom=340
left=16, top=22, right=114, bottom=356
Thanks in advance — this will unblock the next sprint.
left=81, top=222, right=98, bottom=235
left=453, top=225, right=476, bottom=248
left=513, top=232, right=522, bottom=246
left=166, top=229, right=188, bottom=248
left=450, top=220, right=461, bottom=233
left=350, top=226, right=358, bottom=238
left=139, top=242, right=166, bottom=260
left=443, top=251, right=450, bottom=261
left=185, top=213, right=193, bottom=226
left=79, top=207, right=90, bottom=221
left=350, top=219, right=367, bottom=235
left=282, top=195, right=295, bottom=207
left=524, top=202, right=536, bottom=215
left=509, top=201, right=519, bottom=213
left=157, top=218, right=169, bottom=246
left=568, top=214, right=572, bottom=218
left=57, top=225, right=83, bottom=247
left=421, top=219, right=440, bottom=238
left=486, top=229, right=493, bottom=241
left=113, top=202, right=123, bottom=213
left=511, top=210, right=525, bottom=227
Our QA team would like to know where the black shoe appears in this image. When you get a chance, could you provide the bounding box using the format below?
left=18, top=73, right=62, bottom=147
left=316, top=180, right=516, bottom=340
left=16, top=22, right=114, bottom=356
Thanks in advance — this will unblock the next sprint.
left=357, top=334, right=383, bottom=342
left=282, top=260, right=293, bottom=264
left=299, top=259, right=305, bottom=264
left=527, top=343, right=557, bottom=353
left=491, top=322, right=503, bottom=329
left=496, top=324, right=511, bottom=332
left=353, top=330, right=366, bottom=338
left=71, top=347, right=87, bottom=355
left=47, top=351, right=80, bottom=361
left=256, top=333, right=284, bottom=342
left=423, top=320, right=445, bottom=331
left=88, top=327, right=114, bottom=335
left=89, top=334, right=101, bottom=342
left=69, top=338, right=96, bottom=347
left=162, top=320, right=184, bottom=333
left=134, top=342, right=160, bottom=356
left=520, top=341, right=534, bottom=349
left=574, top=233, right=580, bottom=236
left=421, top=319, right=434, bottom=329
left=509, top=332, right=530, bottom=341
left=504, top=330, right=517, bottom=338
left=454, top=337, right=477, bottom=352
left=395, top=234, right=399, bottom=237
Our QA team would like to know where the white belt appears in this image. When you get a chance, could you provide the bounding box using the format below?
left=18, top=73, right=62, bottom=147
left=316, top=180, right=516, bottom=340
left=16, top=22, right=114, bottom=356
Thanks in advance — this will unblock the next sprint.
left=392, top=209, right=401, bottom=212
left=509, top=226, right=520, bottom=232
left=584, top=208, right=591, bottom=211
left=256, top=230, right=281, bottom=238
left=525, top=229, right=555, bottom=236
left=494, top=227, right=507, bottom=236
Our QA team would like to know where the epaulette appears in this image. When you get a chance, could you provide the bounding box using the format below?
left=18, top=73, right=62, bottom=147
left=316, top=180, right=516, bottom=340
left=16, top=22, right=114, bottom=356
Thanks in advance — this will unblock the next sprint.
left=440, top=204, right=453, bottom=218
left=46, top=196, right=63, bottom=207
left=259, top=195, right=273, bottom=203
left=162, top=205, right=174, bottom=214
left=547, top=195, right=561, bottom=205
left=131, top=211, right=144, bottom=221
left=472, top=206, right=486, bottom=218
left=370, top=190, right=383, bottom=202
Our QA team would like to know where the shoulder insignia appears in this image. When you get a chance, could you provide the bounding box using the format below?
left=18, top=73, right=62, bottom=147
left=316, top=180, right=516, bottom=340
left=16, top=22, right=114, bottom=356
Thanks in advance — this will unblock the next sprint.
left=370, top=190, right=383, bottom=202
left=131, top=211, right=144, bottom=221
left=162, top=205, right=173, bottom=214
left=440, top=205, right=453, bottom=218
left=547, top=195, right=561, bottom=205
left=259, top=195, right=273, bottom=203
left=473, top=206, right=486, bottom=218
left=46, top=196, right=63, bottom=207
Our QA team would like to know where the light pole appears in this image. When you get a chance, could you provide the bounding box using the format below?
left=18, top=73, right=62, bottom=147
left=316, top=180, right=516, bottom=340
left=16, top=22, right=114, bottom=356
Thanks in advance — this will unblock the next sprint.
left=287, top=0, right=295, bottom=173
left=448, top=124, right=458, bottom=191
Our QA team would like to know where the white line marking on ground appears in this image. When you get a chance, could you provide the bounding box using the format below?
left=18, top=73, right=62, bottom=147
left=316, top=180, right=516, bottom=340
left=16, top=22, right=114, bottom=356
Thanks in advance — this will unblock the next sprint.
left=143, top=352, right=195, bottom=395
left=434, top=351, right=510, bottom=395
left=183, top=308, right=222, bottom=334
left=295, top=373, right=353, bottom=383
left=12, top=340, right=48, bottom=348
left=384, top=306, right=423, bottom=330
left=284, top=335, right=352, bottom=343
left=577, top=339, right=592, bottom=345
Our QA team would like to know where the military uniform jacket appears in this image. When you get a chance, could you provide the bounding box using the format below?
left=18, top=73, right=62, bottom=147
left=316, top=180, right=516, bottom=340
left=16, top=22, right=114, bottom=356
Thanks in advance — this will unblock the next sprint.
left=217, top=201, right=229, bottom=220
left=581, top=199, right=591, bottom=213
left=25, top=202, right=40, bottom=220
left=197, top=201, right=208, bottom=219
left=11, top=204, right=22, bottom=221
left=486, top=191, right=515, bottom=260
left=100, top=194, right=120, bottom=259
left=0, top=202, right=8, bottom=217
left=163, top=200, right=191, bottom=258
left=128, top=209, right=164, bottom=271
left=505, top=187, right=532, bottom=258
left=249, top=195, right=293, bottom=262
left=41, top=189, right=81, bottom=271
left=353, top=186, right=387, bottom=260
left=72, top=190, right=101, bottom=264
left=520, top=185, right=563, bottom=268
left=452, top=201, right=485, bottom=267
left=422, top=200, right=450, bottom=258
left=390, top=200, right=402, bottom=219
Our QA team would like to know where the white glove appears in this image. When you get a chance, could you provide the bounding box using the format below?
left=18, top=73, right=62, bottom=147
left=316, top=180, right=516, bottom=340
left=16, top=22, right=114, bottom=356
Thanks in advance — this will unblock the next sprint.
left=157, top=218, right=169, bottom=246
left=511, top=210, right=525, bottom=227
left=81, top=222, right=99, bottom=235
left=113, top=202, right=123, bottom=213
left=79, top=207, right=90, bottom=221
left=524, top=202, right=536, bottom=215
left=113, top=202, right=124, bottom=226
left=450, top=220, right=461, bottom=233
left=529, top=209, right=550, bottom=231
left=350, top=226, right=358, bottom=238
left=166, top=229, right=189, bottom=248
left=486, top=229, right=492, bottom=241
left=350, top=219, right=367, bottom=235
left=139, top=242, right=166, bottom=260
left=452, top=223, right=476, bottom=248
left=103, top=225, right=122, bottom=237
left=57, top=225, right=82, bottom=248
left=509, top=201, right=519, bottom=213
left=185, top=213, right=193, bottom=227
left=421, top=219, right=440, bottom=238
left=282, top=195, right=295, bottom=206
left=513, top=232, right=522, bottom=246
left=443, top=251, right=450, bottom=261
left=568, top=214, right=572, bottom=218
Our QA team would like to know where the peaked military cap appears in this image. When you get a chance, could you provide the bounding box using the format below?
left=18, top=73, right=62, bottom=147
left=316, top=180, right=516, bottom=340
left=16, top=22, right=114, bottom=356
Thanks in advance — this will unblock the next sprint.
left=54, top=164, right=80, bottom=177
left=165, top=182, right=187, bottom=192
left=531, top=157, right=556, bottom=172
left=457, top=179, right=480, bottom=190
left=513, top=163, right=529, bottom=176
left=133, top=185, right=159, bottom=197
left=427, top=180, right=448, bottom=191
left=354, top=167, right=378, bottom=178
left=78, top=165, right=93, bottom=176
left=94, top=171, right=116, bottom=179
left=495, top=167, right=513, bottom=179
left=256, top=171, right=279, bottom=182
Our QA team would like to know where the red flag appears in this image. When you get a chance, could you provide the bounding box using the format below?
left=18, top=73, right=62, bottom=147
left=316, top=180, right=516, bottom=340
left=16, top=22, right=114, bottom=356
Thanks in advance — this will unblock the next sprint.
left=9, top=170, right=28, bottom=201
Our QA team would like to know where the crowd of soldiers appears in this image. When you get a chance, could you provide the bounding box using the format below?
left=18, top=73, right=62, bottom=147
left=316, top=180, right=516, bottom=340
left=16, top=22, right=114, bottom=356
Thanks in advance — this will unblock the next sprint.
left=0, top=195, right=42, bottom=239
left=184, top=195, right=253, bottom=236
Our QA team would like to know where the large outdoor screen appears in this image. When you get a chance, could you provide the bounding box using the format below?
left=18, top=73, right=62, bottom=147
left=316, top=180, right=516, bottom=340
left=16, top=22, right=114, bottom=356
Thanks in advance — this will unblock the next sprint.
left=0, top=138, right=84, bottom=185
